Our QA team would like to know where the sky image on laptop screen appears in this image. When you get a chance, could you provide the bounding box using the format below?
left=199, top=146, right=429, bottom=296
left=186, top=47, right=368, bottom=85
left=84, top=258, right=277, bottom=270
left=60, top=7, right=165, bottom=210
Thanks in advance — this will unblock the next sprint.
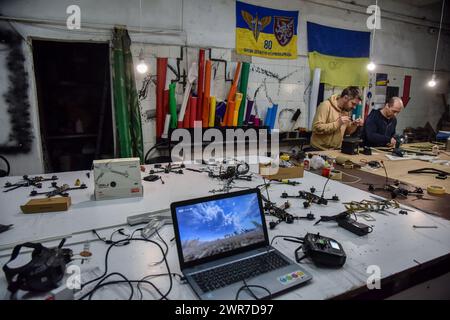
left=175, top=193, right=265, bottom=263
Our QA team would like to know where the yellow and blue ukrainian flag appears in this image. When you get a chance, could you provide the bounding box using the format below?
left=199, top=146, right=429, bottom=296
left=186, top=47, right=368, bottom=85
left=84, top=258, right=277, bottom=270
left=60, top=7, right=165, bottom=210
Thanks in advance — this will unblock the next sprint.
left=236, top=1, right=298, bottom=59
left=307, top=22, right=371, bottom=87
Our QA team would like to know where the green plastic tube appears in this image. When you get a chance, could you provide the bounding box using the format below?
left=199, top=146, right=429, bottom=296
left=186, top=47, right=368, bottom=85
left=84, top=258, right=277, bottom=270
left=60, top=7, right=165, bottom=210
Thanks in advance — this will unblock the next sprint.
left=169, top=83, right=178, bottom=128
left=237, top=62, right=250, bottom=126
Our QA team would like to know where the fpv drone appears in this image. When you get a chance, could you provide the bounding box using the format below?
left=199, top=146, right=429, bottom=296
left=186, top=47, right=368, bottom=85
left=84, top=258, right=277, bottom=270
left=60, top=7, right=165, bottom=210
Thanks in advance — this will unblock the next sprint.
left=3, top=175, right=58, bottom=193
left=30, top=181, right=87, bottom=198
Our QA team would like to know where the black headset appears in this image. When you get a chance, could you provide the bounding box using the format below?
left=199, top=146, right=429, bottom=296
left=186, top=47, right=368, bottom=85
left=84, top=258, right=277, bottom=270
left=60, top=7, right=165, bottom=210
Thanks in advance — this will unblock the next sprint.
left=2, top=239, right=72, bottom=297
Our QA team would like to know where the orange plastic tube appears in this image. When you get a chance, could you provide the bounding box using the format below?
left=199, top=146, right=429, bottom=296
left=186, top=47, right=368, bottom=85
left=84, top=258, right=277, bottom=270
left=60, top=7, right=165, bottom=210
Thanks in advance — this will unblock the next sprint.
left=224, top=62, right=241, bottom=126
left=202, top=60, right=212, bottom=127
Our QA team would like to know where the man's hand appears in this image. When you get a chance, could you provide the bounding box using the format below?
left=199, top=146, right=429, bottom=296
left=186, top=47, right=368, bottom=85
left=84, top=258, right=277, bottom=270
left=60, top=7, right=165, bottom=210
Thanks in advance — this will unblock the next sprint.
left=352, top=118, right=364, bottom=127
left=387, top=137, right=396, bottom=147
left=337, top=115, right=351, bottom=126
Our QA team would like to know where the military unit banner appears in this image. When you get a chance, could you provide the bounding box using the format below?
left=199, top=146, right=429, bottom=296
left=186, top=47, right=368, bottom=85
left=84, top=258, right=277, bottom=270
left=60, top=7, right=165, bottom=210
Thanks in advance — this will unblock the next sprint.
left=236, top=1, right=298, bottom=59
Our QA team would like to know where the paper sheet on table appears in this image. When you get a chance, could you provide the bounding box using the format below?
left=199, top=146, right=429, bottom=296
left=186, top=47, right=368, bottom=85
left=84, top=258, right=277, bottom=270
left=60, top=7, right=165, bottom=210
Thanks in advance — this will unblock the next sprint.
left=385, top=154, right=438, bottom=161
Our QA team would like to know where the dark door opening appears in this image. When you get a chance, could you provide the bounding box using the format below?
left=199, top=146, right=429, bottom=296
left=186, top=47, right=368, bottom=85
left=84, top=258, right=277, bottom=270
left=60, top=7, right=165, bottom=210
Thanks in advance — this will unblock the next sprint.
left=32, top=40, right=114, bottom=173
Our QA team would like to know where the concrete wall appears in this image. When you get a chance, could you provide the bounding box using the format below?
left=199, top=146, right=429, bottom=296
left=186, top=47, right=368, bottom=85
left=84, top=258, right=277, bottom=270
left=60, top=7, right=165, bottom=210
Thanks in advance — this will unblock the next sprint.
left=0, top=0, right=449, bottom=175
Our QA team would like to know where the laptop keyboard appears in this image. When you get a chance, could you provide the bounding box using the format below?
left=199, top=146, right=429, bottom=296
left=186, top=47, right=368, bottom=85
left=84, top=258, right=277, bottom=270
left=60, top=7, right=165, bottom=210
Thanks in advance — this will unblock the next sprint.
left=191, top=251, right=290, bottom=293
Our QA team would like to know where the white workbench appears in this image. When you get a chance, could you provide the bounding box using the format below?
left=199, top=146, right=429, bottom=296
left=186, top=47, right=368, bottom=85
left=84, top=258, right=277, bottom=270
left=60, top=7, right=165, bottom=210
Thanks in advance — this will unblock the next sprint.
left=1, top=164, right=449, bottom=300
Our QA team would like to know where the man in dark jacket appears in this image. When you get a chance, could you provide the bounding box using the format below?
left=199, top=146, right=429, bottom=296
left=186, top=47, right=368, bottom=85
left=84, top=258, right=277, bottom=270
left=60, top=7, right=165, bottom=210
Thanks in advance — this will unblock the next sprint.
left=363, top=97, right=404, bottom=147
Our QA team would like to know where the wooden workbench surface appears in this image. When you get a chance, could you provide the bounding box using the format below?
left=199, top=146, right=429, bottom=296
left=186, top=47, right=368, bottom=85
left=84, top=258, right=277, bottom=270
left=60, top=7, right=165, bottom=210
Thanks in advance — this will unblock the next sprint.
left=316, top=149, right=450, bottom=194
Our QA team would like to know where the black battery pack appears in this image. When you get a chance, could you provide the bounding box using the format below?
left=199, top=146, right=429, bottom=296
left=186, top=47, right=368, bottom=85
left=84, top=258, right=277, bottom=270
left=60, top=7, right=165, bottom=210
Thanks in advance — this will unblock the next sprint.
left=337, top=217, right=371, bottom=236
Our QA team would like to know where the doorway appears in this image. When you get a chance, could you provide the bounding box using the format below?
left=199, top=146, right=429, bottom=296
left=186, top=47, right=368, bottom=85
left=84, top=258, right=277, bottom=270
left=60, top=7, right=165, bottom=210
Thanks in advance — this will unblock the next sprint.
left=32, top=40, right=114, bottom=172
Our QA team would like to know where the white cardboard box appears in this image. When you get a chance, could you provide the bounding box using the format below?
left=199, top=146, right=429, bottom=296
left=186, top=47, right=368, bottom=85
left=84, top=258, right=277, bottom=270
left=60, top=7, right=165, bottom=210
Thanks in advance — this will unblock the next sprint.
left=93, top=158, right=143, bottom=200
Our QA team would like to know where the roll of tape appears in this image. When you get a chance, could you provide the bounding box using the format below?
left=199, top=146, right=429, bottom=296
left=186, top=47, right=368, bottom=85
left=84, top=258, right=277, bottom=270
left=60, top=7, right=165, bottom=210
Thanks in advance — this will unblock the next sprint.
left=330, top=170, right=343, bottom=180
left=427, top=185, right=446, bottom=195
left=336, top=156, right=350, bottom=165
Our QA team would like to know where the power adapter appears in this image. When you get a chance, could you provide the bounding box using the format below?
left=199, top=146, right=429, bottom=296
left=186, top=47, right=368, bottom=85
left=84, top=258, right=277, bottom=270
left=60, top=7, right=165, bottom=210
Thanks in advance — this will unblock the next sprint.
left=337, top=217, right=371, bottom=236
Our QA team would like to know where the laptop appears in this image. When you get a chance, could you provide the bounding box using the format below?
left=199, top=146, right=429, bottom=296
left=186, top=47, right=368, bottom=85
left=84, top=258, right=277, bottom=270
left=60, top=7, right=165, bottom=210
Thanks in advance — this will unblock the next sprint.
left=170, top=188, right=312, bottom=300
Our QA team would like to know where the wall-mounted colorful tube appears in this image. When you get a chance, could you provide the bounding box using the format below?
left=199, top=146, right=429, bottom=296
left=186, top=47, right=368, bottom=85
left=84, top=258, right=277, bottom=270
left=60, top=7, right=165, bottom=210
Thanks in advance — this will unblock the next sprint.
left=215, top=101, right=226, bottom=125
left=209, top=96, right=216, bottom=127
left=237, top=62, right=250, bottom=126
left=197, top=49, right=205, bottom=123
left=265, top=106, right=273, bottom=127
left=169, top=83, right=177, bottom=128
left=233, top=93, right=243, bottom=127
left=189, top=96, right=197, bottom=128
left=202, top=60, right=212, bottom=127
left=183, top=96, right=191, bottom=128
left=224, top=62, right=241, bottom=126
left=270, top=104, right=278, bottom=130
left=156, top=58, right=168, bottom=138
left=245, top=100, right=254, bottom=124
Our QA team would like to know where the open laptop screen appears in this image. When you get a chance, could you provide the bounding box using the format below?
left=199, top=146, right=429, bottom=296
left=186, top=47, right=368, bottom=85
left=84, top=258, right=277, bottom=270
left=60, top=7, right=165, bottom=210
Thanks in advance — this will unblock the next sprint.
left=172, top=190, right=268, bottom=268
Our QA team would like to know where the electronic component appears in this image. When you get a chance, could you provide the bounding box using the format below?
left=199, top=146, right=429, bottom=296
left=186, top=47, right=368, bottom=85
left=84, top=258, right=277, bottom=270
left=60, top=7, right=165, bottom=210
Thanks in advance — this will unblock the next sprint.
left=341, top=138, right=362, bottom=155
left=367, top=161, right=424, bottom=199
left=392, top=134, right=406, bottom=157
left=29, top=182, right=86, bottom=198
left=315, top=211, right=372, bottom=236
left=141, top=216, right=172, bottom=239
left=3, top=175, right=58, bottom=193
left=363, top=146, right=372, bottom=155
left=281, top=190, right=339, bottom=208
left=149, top=163, right=185, bottom=174
left=285, top=233, right=346, bottom=268
left=143, top=174, right=161, bottom=182
left=127, top=210, right=171, bottom=226
left=337, top=217, right=370, bottom=236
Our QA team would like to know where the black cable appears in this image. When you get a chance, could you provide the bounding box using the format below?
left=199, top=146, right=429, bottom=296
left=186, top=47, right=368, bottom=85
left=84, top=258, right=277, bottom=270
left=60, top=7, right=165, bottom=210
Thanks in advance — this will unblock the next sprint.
left=151, top=227, right=169, bottom=265
left=235, top=281, right=272, bottom=300
left=283, top=237, right=304, bottom=244
left=144, top=141, right=169, bottom=164
left=88, top=278, right=165, bottom=301
left=0, top=155, right=10, bottom=177
left=109, top=228, right=130, bottom=246
left=92, top=229, right=113, bottom=244
left=262, top=178, right=272, bottom=204
left=320, top=174, right=332, bottom=200
left=79, top=237, right=173, bottom=300
left=137, top=273, right=185, bottom=300
left=242, top=279, right=258, bottom=300
left=270, top=235, right=303, bottom=246
left=130, top=228, right=143, bottom=239
left=88, top=272, right=133, bottom=300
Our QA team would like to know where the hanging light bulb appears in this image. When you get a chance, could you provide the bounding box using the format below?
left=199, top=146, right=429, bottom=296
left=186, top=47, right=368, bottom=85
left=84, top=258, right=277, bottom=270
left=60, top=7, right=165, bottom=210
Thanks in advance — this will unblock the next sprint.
left=427, top=0, right=445, bottom=88
left=136, top=48, right=148, bottom=74
left=367, top=61, right=376, bottom=71
left=427, top=74, right=437, bottom=87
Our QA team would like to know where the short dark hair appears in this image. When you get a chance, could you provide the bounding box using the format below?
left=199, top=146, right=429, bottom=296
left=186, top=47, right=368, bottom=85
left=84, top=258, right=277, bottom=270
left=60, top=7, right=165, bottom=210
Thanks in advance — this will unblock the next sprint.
left=341, top=86, right=362, bottom=100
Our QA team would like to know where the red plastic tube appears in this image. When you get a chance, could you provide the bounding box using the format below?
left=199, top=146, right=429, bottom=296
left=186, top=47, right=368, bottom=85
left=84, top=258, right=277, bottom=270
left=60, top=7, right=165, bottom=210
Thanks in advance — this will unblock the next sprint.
left=197, top=49, right=205, bottom=123
left=156, top=58, right=168, bottom=138
left=202, top=60, right=212, bottom=127
left=183, top=96, right=191, bottom=128
left=190, top=96, right=198, bottom=128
